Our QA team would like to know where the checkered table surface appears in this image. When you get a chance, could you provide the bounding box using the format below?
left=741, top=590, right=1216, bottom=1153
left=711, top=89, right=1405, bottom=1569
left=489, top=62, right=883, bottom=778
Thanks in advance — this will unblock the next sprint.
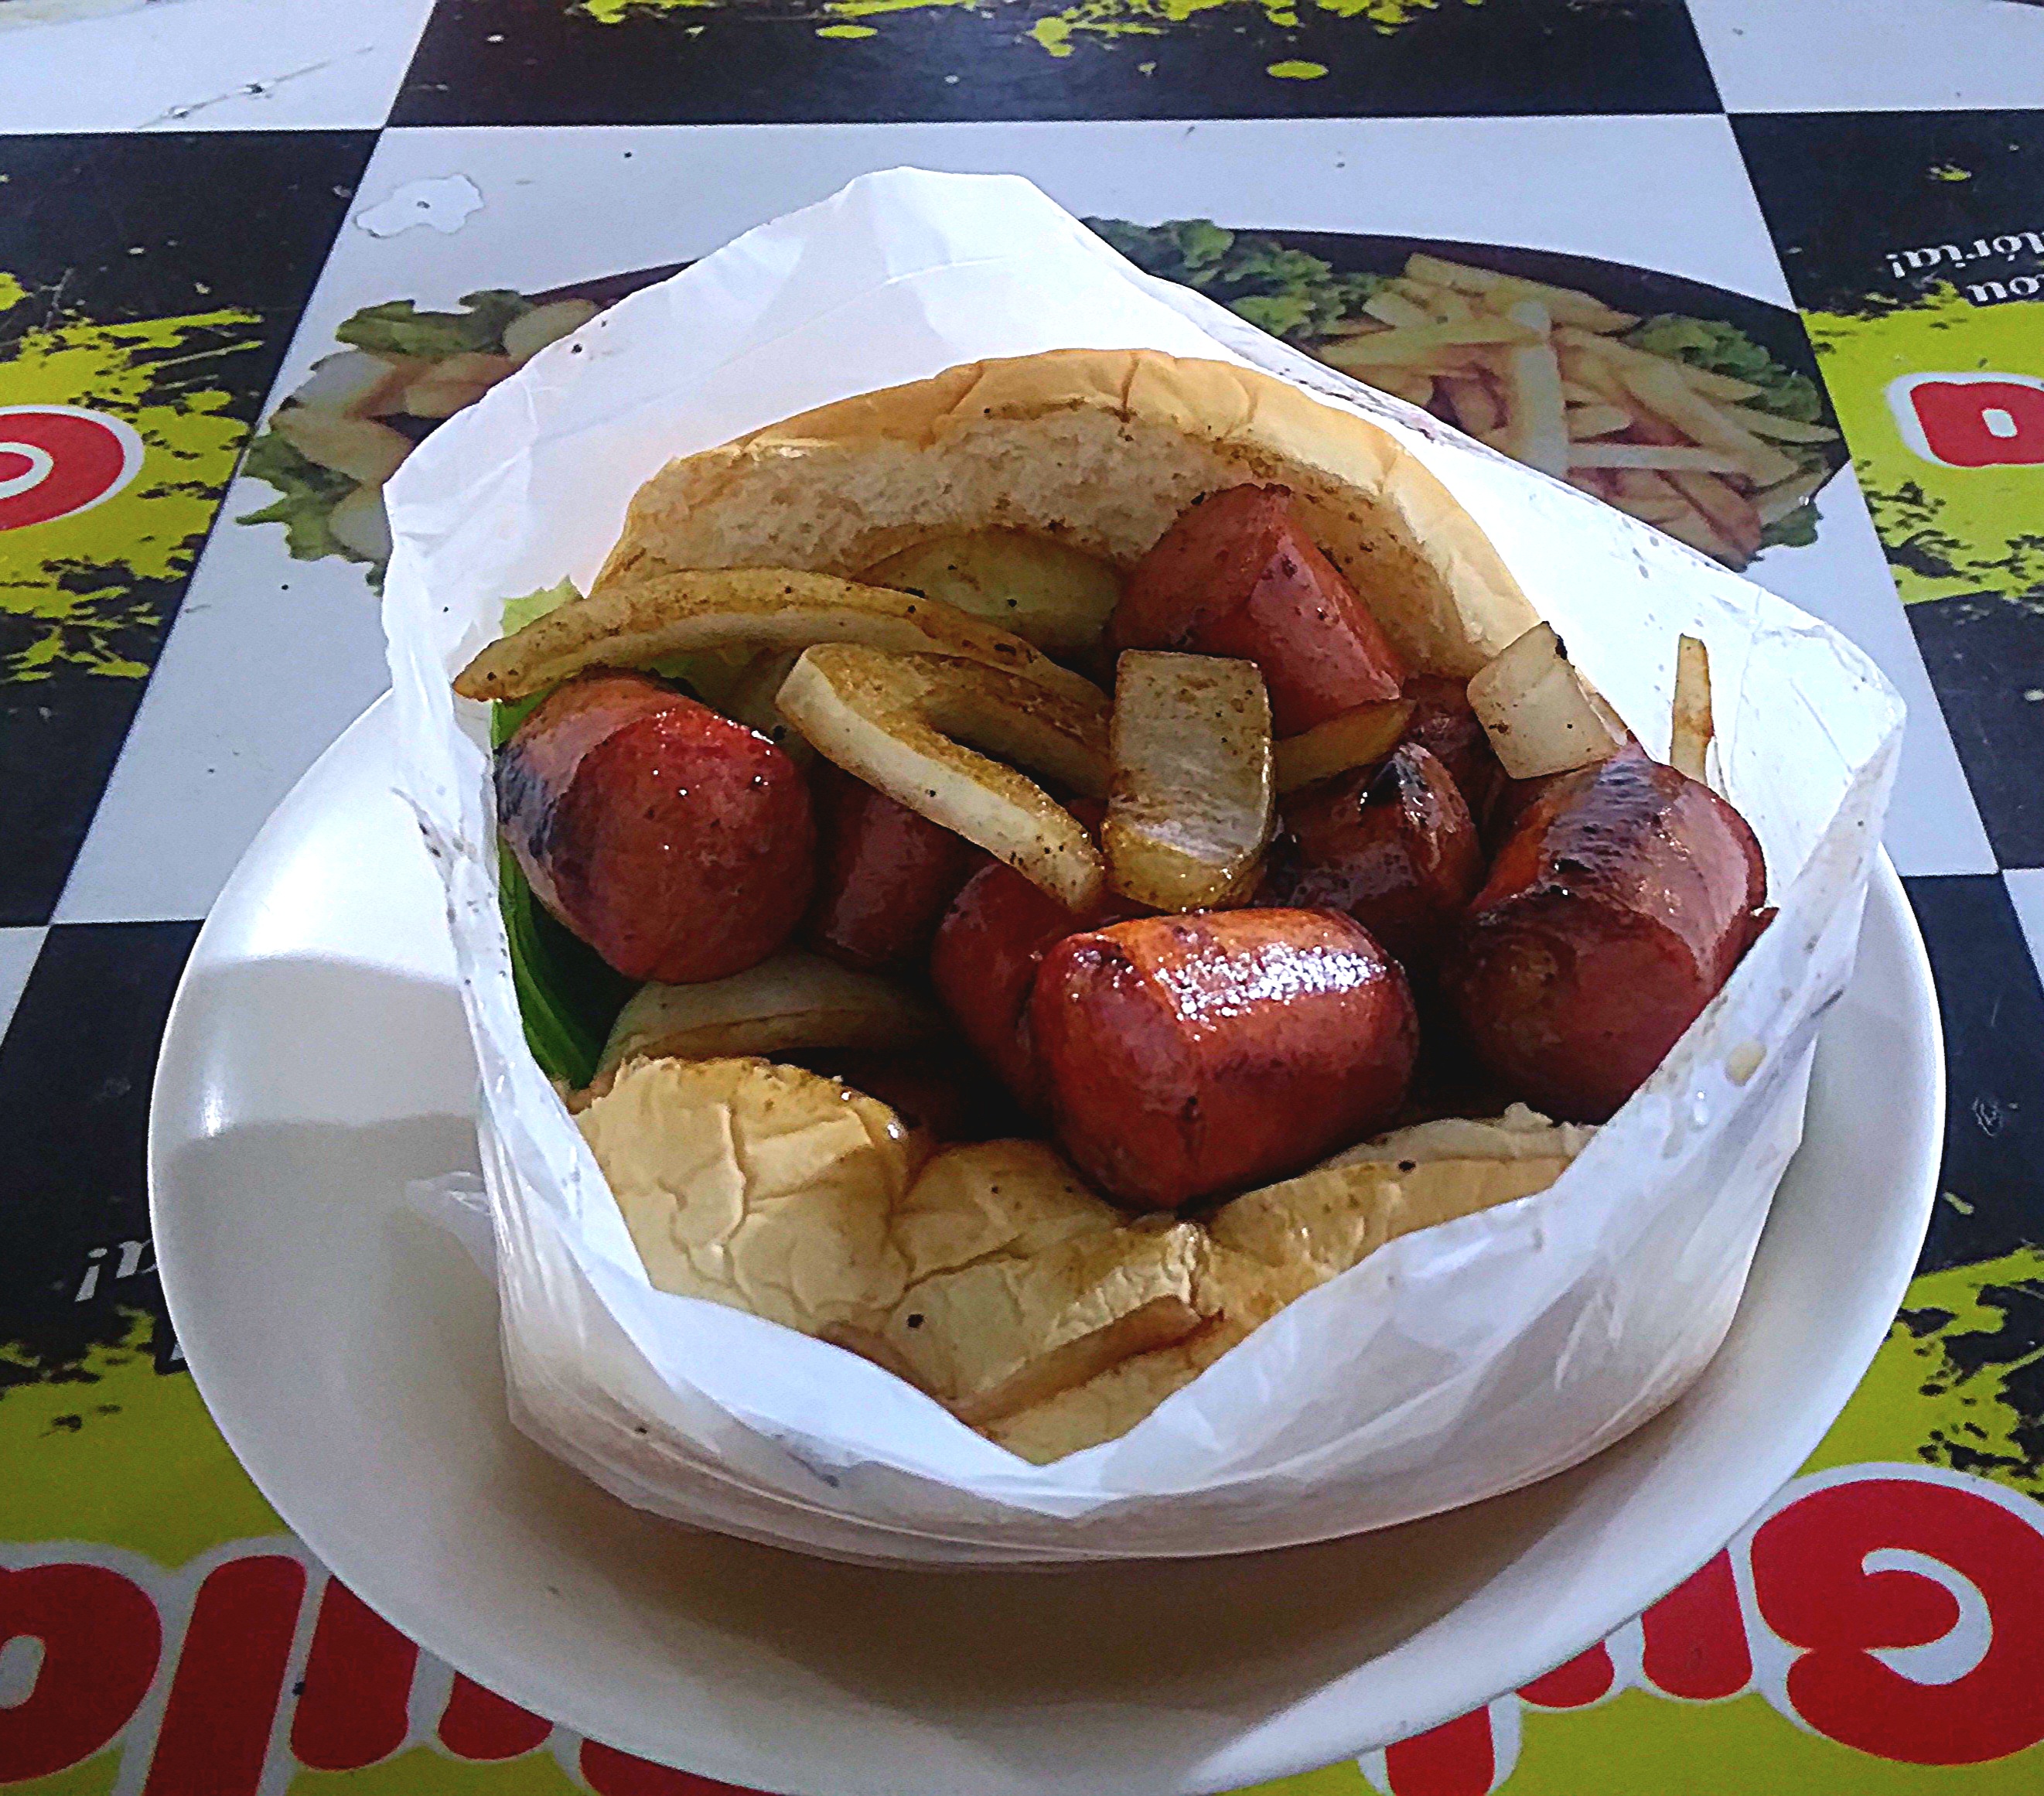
left=2, top=3, right=2041, bottom=1792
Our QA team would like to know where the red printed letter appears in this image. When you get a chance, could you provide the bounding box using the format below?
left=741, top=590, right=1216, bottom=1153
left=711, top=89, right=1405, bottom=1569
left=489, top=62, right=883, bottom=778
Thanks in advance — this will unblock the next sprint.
left=1751, top=1475, right=2044, bottom=1764
left=0, top=1562, right=161, bottom=1780
left=438, top=1675, right=553, bottom=1760
left=142, top=1554, right=306, bottom=1796
left=1904, top=378, right=2044, bottom=467
left=1381, top=1709, right=1495, bottom=1796
left=1517, top=1641, right=1614, bottom=1709
left=1642, top=1552, right=1752, bottom=1700
left=289, top=1578, right=419, bottom=1770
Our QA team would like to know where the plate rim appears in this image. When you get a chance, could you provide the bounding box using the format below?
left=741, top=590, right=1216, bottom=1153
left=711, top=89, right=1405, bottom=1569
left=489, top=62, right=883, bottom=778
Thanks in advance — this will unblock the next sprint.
left=147, top=695, right=1944, bottom=1795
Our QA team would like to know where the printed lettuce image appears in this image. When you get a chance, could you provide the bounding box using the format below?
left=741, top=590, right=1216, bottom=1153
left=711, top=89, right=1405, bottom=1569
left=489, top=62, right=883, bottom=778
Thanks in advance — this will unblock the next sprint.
left=237, top=290, right=600, bottom=585
left=1092, top=217, right=1842, bottom=569
left=1089, top=215, right=1393, bottom=340
left=1625, top=313, right=1826, bottom=428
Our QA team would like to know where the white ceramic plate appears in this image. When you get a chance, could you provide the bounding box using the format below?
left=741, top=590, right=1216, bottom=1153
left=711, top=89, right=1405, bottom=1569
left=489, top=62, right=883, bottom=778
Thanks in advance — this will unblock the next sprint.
left=151, top=697, right=1943, bottom=1796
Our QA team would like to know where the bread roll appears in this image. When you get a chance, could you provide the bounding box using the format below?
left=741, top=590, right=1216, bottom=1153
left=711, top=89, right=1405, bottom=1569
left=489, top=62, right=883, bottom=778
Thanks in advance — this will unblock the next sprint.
left=880, top=1142, right=1210, bottom=1423
left=578, top=1062, right=1592, bottom=1463
left=986, top=1108, right=1593, bottom=1463
left=595, top=348, right=1536, bottom=679
left=576, top=1056, right=923, bottom=1333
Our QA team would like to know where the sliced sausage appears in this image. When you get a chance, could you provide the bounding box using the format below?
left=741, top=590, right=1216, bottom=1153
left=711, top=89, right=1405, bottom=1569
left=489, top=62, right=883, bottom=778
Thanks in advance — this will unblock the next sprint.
left=1442, top=745, right=1768, bottom=1123
left=1400, top=672, right=1510, bottom=836
left=1029, top=908, right=1418, bottom=1210
left=1114, top=484, right=1405, bottom=735
left=806, top=764, right=981, bottom=971
left=929, top=859, right=1133, bottom=1107
left=497, top=671, right=814, bottom=984
left=1264, top=743, right=1483, bottom=976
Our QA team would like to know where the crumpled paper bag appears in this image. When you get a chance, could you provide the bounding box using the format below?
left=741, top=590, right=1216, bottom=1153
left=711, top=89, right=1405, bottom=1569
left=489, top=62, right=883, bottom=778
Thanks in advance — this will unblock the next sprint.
left=384, top=169, right=1903, bottom=1567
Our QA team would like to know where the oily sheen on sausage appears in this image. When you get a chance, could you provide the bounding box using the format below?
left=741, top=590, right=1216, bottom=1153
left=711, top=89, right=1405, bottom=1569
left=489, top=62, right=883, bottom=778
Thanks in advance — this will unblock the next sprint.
left=1113, top=484, right=1406, bottom=735
left=1266, top=743, right=1484, bottom=976
left=1029, top=908, right=1418, bottom=1210
left=806, top=764, right=981, bottom=971
left=1399, top=673, right=1509, bottom=836
left=497, top=671, right=814, bottom=984
left=930, top=859, right=1131, bottom=1107
left=1443, top=745, right=1767, bottom=1123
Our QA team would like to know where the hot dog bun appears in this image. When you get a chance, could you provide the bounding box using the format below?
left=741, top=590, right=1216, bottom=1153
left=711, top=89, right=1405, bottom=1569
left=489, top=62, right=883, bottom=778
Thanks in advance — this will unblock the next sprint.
left=578, top=1056, right=925, bottom=1333
left=579, top=1065, right=1217, bottom=1426
left=987, top=1105, right=1595, bottom=1463
left=595, top=349, right=1536, bottom=679
left=578, top=1059, right=1592, bottom=1463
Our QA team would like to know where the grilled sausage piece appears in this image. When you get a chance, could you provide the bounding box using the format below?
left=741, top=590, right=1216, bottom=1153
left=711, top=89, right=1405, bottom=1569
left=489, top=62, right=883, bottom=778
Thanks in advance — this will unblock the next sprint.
left=1442, top=745, right=1768, bottom=1123
left=497, top=671, right=814, bottom=984
left=1267, top=743, right=1483, bottom=976
left=929, top=855, right=1148, bottom=1106
left=930, top=861, right=1096, bottom=1107
left=1400, top=673, right=1510, bottom=837
left=807, top=764, right=981, bottom=971
left=1113, top=483, right=1405, bottom=736
left=1029, top=908, right=1419, bottom=1210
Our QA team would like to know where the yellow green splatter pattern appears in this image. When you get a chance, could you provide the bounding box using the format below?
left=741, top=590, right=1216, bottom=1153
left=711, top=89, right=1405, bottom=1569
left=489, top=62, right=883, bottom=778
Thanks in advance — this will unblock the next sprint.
left=575, top=0, right=1469, bottom=69
left=0, top=272, right=258, bottom=681
left=1810, top=1241, right=2044, bottom=1497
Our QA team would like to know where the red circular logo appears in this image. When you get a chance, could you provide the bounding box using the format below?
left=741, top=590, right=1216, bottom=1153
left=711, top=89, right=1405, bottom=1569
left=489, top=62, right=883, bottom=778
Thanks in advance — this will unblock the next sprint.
left=0, top=406, right=145, bottom=531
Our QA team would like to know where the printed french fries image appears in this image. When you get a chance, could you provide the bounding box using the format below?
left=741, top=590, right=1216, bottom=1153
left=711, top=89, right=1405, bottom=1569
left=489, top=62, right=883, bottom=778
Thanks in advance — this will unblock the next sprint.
left=1338, top=257, right=1838, bottom=567
left=1498, top=301, right=1571, bottom=476
left=1091, top=222, right=1844, bottom=573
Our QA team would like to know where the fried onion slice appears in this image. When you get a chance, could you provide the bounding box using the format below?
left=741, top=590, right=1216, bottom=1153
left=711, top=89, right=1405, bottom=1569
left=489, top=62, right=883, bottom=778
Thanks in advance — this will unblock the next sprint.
left=454, top=565, right=1103, bottom=710
left=777, top=644, right=1107, bottom=911
left=1105, top=651, right=1275, bottom=912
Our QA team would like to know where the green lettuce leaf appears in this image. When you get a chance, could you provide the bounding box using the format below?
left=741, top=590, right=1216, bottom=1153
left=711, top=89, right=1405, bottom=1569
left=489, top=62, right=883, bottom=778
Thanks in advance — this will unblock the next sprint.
left=1624, top=315, right=1824, bottom=422
left=497, top=845, right=634, bottom=1091
left=500, top=575, right=580, bottom=637
left=234, top=426, right=364, bottom=563
left=489, top=579, right=583, bottom=747
left=1087, top=217, right=1389, bottom=344
left=335, top=289, right=534, bottom=361
left=486, top=576, right=636, bottom=1087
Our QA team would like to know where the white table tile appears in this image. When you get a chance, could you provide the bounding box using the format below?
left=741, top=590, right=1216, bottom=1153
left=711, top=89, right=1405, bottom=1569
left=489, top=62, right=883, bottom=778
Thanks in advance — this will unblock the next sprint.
left=1691, top=0, right=2044, bottom=112
left=0, top=927, right=45, bottom=1042
left=54, top=483, right=391, bottom=924
left=2007, top=868, right=2044, bottom=981
left=0, top=0, right=434, bottom=131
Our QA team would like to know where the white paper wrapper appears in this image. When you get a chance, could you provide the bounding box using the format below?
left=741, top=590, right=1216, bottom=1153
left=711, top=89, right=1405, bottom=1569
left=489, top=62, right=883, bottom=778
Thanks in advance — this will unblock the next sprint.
left=383, top=169, right=1903, bottom=1567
